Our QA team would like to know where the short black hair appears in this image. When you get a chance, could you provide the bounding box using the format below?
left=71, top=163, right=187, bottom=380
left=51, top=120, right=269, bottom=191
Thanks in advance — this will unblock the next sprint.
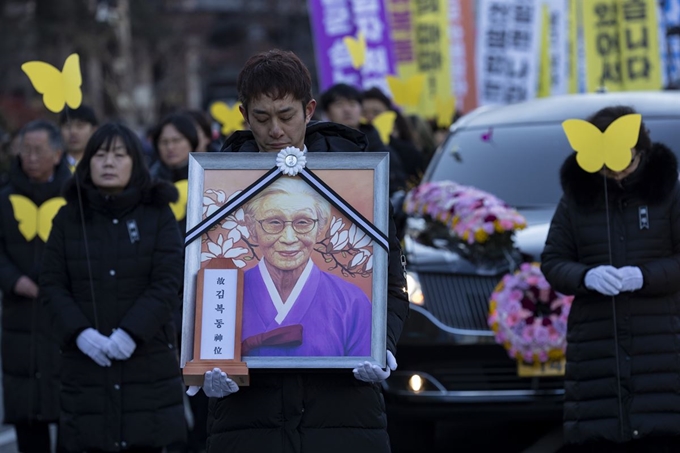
left=152, top=114, right=199, bottom=152
left=59, top=105, right=98, bottom=126
left=319, top=83, right=363, bottom=112
left=182, top=109, right=212, bottom=139
left=20, top=119, right=63, bottom=151
left=74, top=122, right=150, bottom=191
left=238, top=49, right=313, bottom=112
left=362, top=87, right=415, bottom=143
left=362, top=87, right=392, bottom=110
left=587, top=106, right=651, bottom=152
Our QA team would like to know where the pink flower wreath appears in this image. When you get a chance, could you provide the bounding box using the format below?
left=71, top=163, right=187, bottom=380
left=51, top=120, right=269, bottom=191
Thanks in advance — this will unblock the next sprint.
left=488, top=262, right=573, bottom=364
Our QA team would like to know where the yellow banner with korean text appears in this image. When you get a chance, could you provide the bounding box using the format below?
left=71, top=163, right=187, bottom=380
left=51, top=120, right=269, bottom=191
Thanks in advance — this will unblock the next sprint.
left=385, top=0, right=453, bottom=117
left=617, top=0, right=662, bottom=90
left=582, top=0, right=662, bottom=92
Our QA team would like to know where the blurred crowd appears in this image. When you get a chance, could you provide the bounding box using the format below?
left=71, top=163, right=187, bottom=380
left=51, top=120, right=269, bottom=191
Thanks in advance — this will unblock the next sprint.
left=0, top=70, right=460, bottom=453
left=0, top=85, right=461, bottom=194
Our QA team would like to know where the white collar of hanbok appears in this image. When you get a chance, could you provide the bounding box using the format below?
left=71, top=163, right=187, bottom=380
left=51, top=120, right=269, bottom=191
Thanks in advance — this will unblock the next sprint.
left=258, top=258, right=314, bottom=324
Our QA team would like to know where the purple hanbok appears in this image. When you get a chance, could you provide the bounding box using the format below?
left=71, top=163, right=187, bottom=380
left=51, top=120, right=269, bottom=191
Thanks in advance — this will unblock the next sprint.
left=241, top=260, right=372, bottom=356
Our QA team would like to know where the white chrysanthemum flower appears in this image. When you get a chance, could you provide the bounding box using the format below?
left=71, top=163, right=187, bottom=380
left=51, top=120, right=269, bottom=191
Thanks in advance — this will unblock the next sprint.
left=276, top=146, right=306, bottom=176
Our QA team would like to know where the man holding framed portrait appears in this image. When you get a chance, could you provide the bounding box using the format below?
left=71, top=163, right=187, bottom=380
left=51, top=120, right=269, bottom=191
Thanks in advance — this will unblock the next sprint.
left=190, top=50, right=409, bottom=453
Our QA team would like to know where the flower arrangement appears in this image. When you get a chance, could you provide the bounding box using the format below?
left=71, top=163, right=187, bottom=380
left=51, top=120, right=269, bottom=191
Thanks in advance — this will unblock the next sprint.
left=487, top=262, right=573, bottom=364
left=200, top=189, right=372, bottom=277
left=403, top=181, right=526, bottom=261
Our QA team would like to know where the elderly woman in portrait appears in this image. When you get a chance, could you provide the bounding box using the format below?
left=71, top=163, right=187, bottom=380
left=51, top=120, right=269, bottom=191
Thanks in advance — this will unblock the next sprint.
left=240, top=177, right=372, bottom=357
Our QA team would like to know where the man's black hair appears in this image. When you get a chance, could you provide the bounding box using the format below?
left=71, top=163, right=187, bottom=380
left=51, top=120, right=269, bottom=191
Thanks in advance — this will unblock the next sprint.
left=59, top=105, right=98, bottom=126
left=319, top=84, right=363, bottom=112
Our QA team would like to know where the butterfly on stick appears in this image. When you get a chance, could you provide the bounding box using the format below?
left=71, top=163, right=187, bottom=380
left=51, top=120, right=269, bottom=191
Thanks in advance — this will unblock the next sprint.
left=562, top=114, right=641, bottom=173
left=387, top=75, right=426, bottom=109
left=343, top=32, right=367, bottom=69
left=22, top=53, right=82, bottom=113
left=210, top=102, right=244, bottom=136
left=170, top=180, right=189, bottom=221
left=9, top=195, right=66, bottom=242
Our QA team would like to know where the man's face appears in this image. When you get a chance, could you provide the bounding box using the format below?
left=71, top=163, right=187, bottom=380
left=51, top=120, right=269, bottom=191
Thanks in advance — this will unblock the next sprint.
left=240, top=94, right=315, bottom=152
left=362, top=98, right=389, bottom=123
left=19, top=130, right=62, bottom=183
left=61, top=119, right=96, bottom=156
left=325, top=97, right=362, bottom=129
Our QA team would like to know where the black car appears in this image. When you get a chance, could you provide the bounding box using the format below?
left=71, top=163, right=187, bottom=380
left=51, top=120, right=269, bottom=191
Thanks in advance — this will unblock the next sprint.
left=385, top=91, right=680, bottom=447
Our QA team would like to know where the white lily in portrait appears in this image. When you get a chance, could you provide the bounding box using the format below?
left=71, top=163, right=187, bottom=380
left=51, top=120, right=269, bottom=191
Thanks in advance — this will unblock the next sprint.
left=347, top=223, right=372, bottom=249
left=365, top=254, right=373, bottom=271
left=330, top=229, right=349, bottom=250
left=203, top=189, right=227, bottom=217
left=329, top=216, right=345, bottom=236
left=350, top=249, right=371, bottom=268
left=220, top=191, right=250, bottom=243
left=201, top=234, right=249, bottom=267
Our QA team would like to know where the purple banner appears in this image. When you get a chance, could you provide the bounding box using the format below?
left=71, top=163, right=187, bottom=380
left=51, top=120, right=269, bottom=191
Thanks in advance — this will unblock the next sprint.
left=308, top=0, right=397, bottom=93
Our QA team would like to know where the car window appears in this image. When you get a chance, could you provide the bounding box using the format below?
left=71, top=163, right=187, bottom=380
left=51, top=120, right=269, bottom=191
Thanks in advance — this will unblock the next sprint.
left=426, top=118, right=680, bottom=208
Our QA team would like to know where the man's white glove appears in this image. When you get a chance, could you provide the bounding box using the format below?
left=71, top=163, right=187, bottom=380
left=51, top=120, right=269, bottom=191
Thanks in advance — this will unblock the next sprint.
left=618, top=266, right=644, bottom=292
left=353, top=351, right=397, bottom=383
left=76, top=328, right=112, bottom=367
left=105, top=328, right=136, bottom=360
left=584, top=265, right=622, bottom=296
left=187, top=368, right=240, bottom=398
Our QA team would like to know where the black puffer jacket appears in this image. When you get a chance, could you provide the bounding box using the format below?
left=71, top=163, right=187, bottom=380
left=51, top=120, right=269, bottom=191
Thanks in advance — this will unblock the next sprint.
left=221, top=120, right=369, bottom=153
left=40, top=179, right=186, bottom=452
left=0, top=157, right=70, bottom=424
left=211, top=122, right=410, bottom=453
left=541, top=143, right=680, bottom=445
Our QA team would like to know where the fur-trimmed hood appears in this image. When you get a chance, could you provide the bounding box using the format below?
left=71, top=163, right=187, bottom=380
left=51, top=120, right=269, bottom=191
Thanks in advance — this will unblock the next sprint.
left=560, top=142, right=679, bottom=207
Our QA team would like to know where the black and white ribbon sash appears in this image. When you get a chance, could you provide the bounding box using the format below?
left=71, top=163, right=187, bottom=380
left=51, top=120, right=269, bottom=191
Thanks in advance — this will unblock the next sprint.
left=185, top=167, right=281, bottom=246
left=185, top=166, right=389, bottom=252
left=299, top=168, right=388, bottom=251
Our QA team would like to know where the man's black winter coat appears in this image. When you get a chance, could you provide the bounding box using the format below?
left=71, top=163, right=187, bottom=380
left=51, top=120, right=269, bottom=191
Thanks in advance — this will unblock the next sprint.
left=0, top=157, right=70, bottom=424
left=212, top=121, right=410, bottom=453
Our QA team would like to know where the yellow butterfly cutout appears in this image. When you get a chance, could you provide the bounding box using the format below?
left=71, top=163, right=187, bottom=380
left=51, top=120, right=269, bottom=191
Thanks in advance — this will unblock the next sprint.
left=387, top=74, right=426, bottom=108
left=372, top=111, right=397, bottom=145
left=170, top=180, right=189, bottom=221
left=343, top=32, right=366, bottom=69
left=210, top=102, right=243, bottom=136
left=435, top=96, right=456, bottom=128
left=21, top=53, right=82, bottom=113
left=562, top=114, right=641, bottom=173
left=9, top=195, right=66, bottom=242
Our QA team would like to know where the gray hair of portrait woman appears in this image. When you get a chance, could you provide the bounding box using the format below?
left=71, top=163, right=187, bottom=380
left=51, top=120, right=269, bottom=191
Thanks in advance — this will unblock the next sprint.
left=242, top=177, right=332, bottom=236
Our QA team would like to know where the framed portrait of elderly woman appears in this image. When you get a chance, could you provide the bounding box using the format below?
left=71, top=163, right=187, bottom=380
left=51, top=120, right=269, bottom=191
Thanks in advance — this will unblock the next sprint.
left=180, top=151, right=391, bottom=370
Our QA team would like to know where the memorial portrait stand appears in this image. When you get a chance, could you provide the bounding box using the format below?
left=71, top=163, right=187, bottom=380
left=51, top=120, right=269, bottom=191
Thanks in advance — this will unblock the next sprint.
left=182, top=258, right=250, bottom=386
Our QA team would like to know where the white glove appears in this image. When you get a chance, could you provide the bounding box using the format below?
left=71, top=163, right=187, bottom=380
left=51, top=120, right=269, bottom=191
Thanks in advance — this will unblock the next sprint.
left=584, top=265, right=622, bottom=296
left=618, top=266, right=643, bottom=292
left=105, top=328, right=136, bottom=360
left=353, top=351, right=397, bottom=383
left=187, top=368, right=240, bottom=398
left=76, top=328, right=112, bottom=367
